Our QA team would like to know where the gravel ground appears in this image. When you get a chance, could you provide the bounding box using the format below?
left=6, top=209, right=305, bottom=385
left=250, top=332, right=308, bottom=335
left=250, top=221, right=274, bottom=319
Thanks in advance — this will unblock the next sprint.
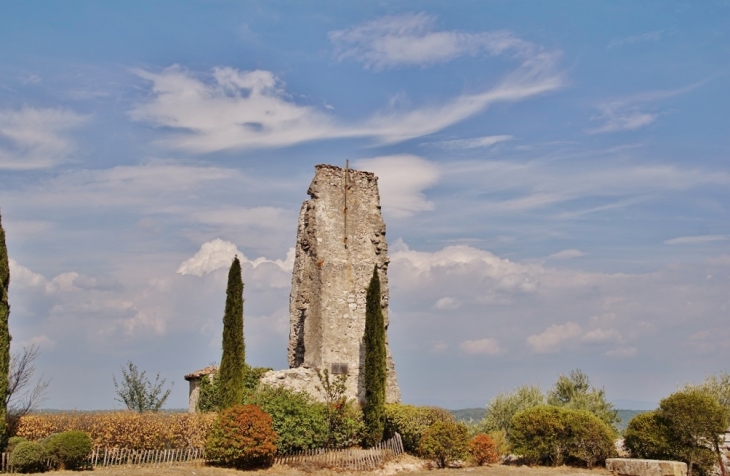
left=31, top=456, right=612, bottom=476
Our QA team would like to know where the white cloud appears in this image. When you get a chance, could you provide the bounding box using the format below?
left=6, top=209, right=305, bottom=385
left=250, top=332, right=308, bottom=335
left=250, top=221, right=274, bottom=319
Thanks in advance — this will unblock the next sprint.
left=665, top=235, right=728, bottom=245
left=16, top=334, right=55, bottom=350
left=177, top=239, right=243, bottom=277
left=430, top=135, right=512, bottom=150
left=330, top=13, right=537, bottom=70
left=0, top=107, right=86, bottom=169
left=131, top=32, right=563, bottom=152
left=582, top=328, right=622, bottom=343
left=434, top=297, right=460, bottom=310
left=391, top=242, right=542, bottom=299
left=459, top=338, right=504, bottom=355
left=589, top=104, right=657, bottom=134
left=177, top=238, right=295, bottom=277
left=527, top=322, right=583, bottom=353
left=546, top=249, right=585, bottom=260
left=355, top=155, right=439, bottom=218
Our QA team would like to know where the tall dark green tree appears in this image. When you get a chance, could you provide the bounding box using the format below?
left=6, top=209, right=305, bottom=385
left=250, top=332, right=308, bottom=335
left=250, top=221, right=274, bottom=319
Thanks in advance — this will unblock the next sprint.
left=218, top=256, right=245, bottom=409
left=0, top=212, right=10, bottom=442
left=362, top=265, right=386, bottom=446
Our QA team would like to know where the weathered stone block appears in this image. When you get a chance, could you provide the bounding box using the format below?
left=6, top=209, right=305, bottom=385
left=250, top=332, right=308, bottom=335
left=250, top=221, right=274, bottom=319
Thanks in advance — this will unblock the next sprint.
left=606, top=458, right=687, bottom=476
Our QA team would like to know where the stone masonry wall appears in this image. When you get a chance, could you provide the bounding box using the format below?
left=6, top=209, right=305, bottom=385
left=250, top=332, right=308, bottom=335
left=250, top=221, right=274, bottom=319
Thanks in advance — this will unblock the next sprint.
left=287, top=164, right=400, bottom=404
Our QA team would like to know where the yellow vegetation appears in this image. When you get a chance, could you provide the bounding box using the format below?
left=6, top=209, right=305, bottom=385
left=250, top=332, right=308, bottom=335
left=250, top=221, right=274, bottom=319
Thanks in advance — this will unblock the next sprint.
left=16, top=412, right=216, bottom=450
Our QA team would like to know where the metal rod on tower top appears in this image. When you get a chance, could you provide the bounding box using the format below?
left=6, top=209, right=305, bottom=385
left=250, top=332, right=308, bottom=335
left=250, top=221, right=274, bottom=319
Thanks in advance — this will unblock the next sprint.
left=344, top=160, right=349, bottom=248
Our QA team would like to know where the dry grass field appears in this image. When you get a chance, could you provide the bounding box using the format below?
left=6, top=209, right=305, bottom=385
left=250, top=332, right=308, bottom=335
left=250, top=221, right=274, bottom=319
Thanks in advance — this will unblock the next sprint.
left=31, top=456, right=613, bottom=476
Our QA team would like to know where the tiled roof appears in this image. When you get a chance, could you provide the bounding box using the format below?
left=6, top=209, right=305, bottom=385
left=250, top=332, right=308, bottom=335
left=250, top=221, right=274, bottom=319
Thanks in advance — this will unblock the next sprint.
left=184, top=365, right=218, bottom=381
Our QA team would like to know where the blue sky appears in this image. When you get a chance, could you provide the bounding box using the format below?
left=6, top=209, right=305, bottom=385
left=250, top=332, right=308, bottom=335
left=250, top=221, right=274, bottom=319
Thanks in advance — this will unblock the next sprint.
left=1, top=1, right=729, bottom=410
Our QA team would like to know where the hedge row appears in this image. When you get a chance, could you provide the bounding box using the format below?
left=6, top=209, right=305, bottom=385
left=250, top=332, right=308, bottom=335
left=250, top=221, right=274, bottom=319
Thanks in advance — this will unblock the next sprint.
left=16, top=412, right=216, bottom=450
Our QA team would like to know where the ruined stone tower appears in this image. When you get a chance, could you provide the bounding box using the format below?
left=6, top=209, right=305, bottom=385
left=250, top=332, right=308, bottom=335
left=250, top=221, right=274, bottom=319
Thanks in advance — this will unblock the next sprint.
left=287, top=164, right=400, bottom=403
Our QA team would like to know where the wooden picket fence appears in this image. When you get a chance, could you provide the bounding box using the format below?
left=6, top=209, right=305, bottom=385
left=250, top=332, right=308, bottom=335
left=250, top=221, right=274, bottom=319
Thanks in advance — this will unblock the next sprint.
left=0, top=433, right=404, bottom=472
left=0, top=447, right=205, bottom=473
left=275, top=433, right=404, bottom=471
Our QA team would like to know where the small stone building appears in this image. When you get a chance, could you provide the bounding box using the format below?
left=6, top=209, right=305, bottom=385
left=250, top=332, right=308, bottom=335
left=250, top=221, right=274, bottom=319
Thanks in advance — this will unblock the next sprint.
left=183, top=366, right=217, bottom=413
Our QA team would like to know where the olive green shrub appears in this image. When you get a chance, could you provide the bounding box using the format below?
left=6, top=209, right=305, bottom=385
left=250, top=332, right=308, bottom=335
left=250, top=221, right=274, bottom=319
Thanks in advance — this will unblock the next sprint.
left=6, top=436, right=27, bottom=454
left=625, top=390, right=729, bottom=476
left=510, top=405, right=615, bottom=467
left=383, top=403, right=456, bottom=453
left=418, top=421, right=470, bottom=468
left=246, top=385, right=328, bottom=453
left=9, top=440, right=47, bottom=473
left=44, top=430, right=92, bottom=470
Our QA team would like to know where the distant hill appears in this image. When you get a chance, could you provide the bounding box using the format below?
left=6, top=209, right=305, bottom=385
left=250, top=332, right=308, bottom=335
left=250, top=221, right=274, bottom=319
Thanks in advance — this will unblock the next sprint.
left=617, top=409, right=648, bottom=432
left=450, top=407, right=648, bottom=432
left=450, top=407, right=485, bottom=423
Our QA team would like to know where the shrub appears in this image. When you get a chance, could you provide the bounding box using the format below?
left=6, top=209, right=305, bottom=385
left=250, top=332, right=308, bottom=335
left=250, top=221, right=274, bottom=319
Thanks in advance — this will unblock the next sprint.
left=10, top=440, right=47, bottom=473
left=510, top=405, right=615, bottom=467
left=625, top=391, right=729, bottom=476
left=488, top=429, right=511, bottom=457
left=480, top=385, right=545, bottom=437
left=419, top=421, right=470, bottom=468
left=16, top=412, right=215, bottom=450
left=205, top=404, right=277, bottom=469
left=44, top=430, right=92, bottom=470
left=469, top=433, right=499, bottom=465
left=547, top=369, right=619, bottom=430
left=624, top=411, right=673, bottom=460
left=383, top=403, right=455, bottom=454
left=6, top=436, right=27, bottom=453
left=246, top=385, right=328, bottom=453
left=327, top=400, right=364, bottom=449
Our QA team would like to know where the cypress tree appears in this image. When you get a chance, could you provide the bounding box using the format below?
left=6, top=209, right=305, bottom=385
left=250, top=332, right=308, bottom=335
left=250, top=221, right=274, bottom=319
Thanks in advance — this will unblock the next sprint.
left=363, top=265, right=386, bottom=446
left=218, top=256, right=245, bottom=409
left=0, top=212, right=10, bottom=441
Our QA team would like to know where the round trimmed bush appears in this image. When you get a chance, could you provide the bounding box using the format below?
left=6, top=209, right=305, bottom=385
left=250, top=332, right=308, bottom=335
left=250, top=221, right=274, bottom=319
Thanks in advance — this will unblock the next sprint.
left=10, top=440, right=47, bottom=473
left=510, top=405, right=615, bottom=467
left=205, top=404, right=277, bottom=469
left=418, top=421, right=469, bottom=468
left=44, top=430, right=92, bottom=470
left=469, top=433, right=499, bottom=465
left=383, top=403, right=456, bottom=453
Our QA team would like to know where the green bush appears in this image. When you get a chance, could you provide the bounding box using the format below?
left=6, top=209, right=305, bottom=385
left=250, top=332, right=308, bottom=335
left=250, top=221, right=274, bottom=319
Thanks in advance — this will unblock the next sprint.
left=510, top=405, right=615, bottom=467
left=624, top=411, right=673, bottom=460
left=246, top=385, right=328, bottom=453
left=383, top=403, right=456, bottom=453
left=44, top=430, right=92, bottom=470
left=205, top=404, right=277, bottom=469
left=418, top=421, right=470, bottom=468
left=326, top=399, right=364, bottom=449
left=6, top=436, right=28, bottom=454
left=625, top=391, right=729, bottom=476
left=10, top=440, right=47, bottom=473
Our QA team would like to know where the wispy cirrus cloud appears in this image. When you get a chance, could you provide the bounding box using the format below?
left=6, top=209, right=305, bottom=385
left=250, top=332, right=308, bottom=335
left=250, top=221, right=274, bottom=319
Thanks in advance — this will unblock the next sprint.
left=588, top=82, right=704, bottom=134
left=428, top=134, right=512, bottom=150
left=609, top=30, right=663, bottom=48
left=130, top=20, right=564, bottom=153
left=0, top=107, right=86, bottom=169
left=329, top=12, right=540, bottom=70
left=665, top=235, right=728, bottom=245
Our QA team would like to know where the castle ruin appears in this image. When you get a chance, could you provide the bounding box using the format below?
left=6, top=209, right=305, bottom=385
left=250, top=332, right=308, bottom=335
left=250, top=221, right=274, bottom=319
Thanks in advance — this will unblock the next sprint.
left=187, top=163, right=400, bottom=410
left=261, top=164, right=400, bottom=403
